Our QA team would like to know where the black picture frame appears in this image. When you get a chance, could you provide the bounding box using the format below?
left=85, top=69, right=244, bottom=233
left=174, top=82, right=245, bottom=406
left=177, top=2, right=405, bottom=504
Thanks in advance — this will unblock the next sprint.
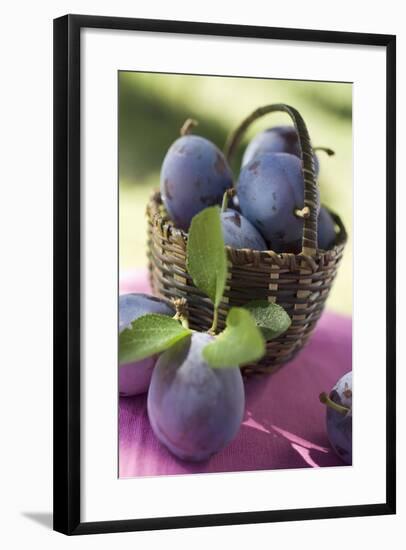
left=53, top=14, right=396, bottom=536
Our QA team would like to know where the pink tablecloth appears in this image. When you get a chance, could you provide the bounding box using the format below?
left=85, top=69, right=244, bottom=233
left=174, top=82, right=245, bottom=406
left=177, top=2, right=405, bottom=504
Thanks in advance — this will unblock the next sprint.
left=119, top=268, right=352, bottom=478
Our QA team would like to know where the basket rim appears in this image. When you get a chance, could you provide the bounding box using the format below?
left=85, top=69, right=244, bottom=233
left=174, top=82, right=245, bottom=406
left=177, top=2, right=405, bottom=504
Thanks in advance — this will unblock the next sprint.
left=147, top=190, right=347, bottom=264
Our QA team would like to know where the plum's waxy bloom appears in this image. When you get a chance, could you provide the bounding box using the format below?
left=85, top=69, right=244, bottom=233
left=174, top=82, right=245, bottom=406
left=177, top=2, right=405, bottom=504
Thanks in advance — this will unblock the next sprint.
left=160, top=135, right=233, bottom=231
left=220, top=208, right=266, bottom=251
left=241, top=125, right=320, bottom=175
left=237, top=152, right=320, bottom=253
left=148, top=332, right=245, bottom=461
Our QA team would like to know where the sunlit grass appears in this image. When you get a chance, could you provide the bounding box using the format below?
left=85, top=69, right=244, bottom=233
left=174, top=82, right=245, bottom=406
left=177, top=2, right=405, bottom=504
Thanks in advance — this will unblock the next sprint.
left=119, top=175, right=158, bottom=270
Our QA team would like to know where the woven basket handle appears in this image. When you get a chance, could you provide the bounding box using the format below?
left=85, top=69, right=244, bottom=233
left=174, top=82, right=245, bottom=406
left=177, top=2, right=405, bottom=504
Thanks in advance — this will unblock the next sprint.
left=224, top=104, right=318, bottom=257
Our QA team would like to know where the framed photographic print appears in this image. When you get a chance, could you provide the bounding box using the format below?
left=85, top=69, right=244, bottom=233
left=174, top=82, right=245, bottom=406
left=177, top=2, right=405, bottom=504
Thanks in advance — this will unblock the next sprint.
left=53, top=14, right=396, bottom=535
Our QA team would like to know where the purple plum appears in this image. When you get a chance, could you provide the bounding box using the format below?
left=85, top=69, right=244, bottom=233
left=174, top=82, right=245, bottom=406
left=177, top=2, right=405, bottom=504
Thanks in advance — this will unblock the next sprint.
left=317, top=206, right=337, bottom=250
left=160, top=135, right=233, bottom=230
left=320, top=371, right=352, bottom=465
left=221, top=208, right=267, bottom=251
left=147, top=332, right=245, bottom=461
left=119, top=293, right=174, bottom=396
left=249, top=205, right=336, bottom=254
left=237, top=152, right=320, bottom=253
left=242, top=125, right=319, bottom=175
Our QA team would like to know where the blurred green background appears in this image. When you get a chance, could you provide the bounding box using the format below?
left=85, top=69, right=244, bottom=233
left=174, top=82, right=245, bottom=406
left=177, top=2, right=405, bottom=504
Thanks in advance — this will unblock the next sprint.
left=119, top=72, right=352, bottom=315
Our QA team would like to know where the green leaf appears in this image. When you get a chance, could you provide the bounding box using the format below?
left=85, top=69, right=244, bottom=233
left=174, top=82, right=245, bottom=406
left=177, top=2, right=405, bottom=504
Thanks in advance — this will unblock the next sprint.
left=186, top=206, right=227, bottom=308
left=243, top=300, right=291, bottom=340
left=203, top=307, right=265, bottom=368
left=119, top=314, right=191, bottom=365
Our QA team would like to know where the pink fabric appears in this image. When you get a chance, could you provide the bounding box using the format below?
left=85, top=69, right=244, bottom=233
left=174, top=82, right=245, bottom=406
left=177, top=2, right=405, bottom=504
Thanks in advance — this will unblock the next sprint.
left=119, top=268, right=152, bottom=295
left=119, top=268, right=352, bottom=477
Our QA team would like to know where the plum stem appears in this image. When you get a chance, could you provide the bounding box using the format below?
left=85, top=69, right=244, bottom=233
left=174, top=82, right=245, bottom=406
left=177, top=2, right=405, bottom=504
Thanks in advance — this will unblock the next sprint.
left=209, top=307, right=219, bottom=335
left=180, top=118, right=198, bottom=136
left=319, top=392, right=350, bottom=415
left=221, top=188, right=236, bottom=213
left=172, top=298, right=189, bottom=329
left=294, top=206, right=311, bottom=219
left=313, top=146, right=335, bottom=156
left=180, top=317, right=189, bottom=329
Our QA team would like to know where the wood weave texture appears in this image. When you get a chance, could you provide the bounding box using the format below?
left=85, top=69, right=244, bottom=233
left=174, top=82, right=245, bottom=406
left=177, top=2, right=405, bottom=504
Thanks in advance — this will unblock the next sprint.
left=146, top=191, right=347, bottom=374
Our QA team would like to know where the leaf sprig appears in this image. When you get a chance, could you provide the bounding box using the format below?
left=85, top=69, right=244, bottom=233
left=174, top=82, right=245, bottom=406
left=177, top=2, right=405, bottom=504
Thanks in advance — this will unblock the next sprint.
left=119, top=314, right=191, bottom=365
left=119, top=206, right=291, bottom=369
left=186, top=206, right=227, bottom=333
left=203, top=307, right=265, bottom=368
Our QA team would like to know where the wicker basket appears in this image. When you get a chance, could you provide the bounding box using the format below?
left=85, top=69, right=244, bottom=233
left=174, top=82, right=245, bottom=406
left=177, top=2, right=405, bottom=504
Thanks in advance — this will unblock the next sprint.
left=146, top=104, right=347, bottom=374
